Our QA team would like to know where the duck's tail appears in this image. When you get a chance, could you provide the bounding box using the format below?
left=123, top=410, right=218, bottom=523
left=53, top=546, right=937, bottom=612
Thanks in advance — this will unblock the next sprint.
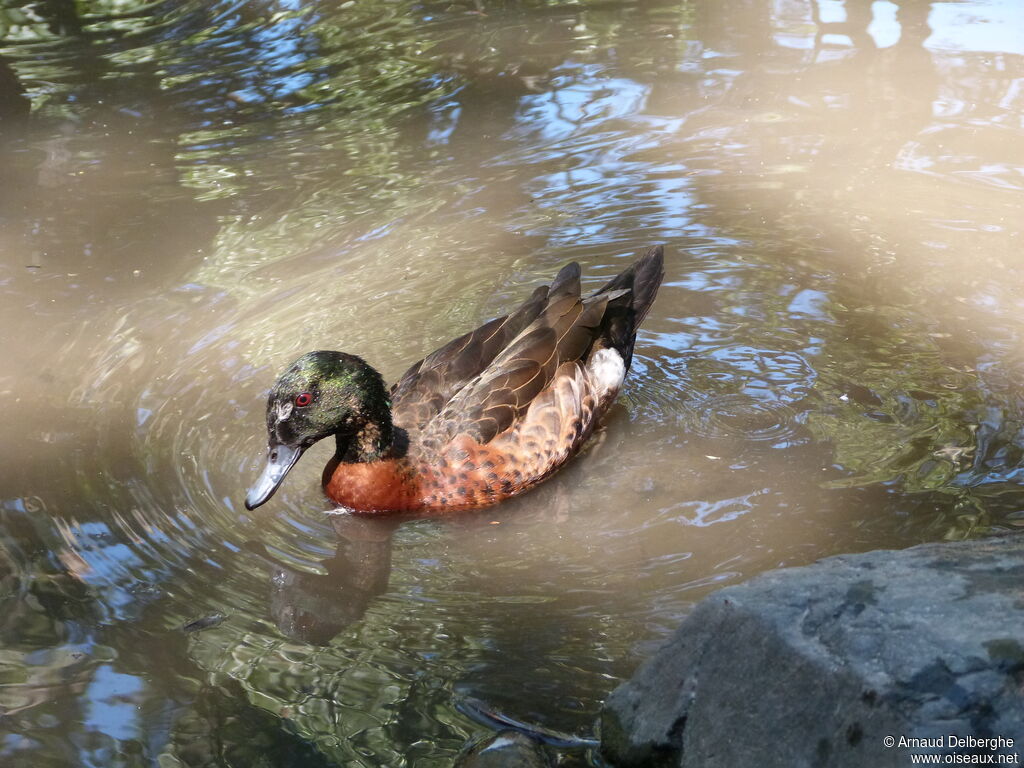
left=591, top=244, right=665, bottom=370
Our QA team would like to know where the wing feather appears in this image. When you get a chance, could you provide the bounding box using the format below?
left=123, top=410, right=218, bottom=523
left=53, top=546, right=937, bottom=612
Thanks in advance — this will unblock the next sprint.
left=395, top=248, right=664, bottom=455
left=390, top=284, right=549, bottom=431
left=423, top=278, right=611, bottom=445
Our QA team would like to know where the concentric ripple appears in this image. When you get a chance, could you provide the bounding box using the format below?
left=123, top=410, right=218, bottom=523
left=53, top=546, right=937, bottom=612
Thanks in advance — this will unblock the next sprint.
left=688, top=393, right=804, bottom=444
left=656, top=345, right=816, bottom=446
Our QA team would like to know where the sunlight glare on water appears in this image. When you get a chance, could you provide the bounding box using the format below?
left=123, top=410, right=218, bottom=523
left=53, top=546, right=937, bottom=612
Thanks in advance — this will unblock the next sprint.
left=0, top=0, right=1023, bottom=764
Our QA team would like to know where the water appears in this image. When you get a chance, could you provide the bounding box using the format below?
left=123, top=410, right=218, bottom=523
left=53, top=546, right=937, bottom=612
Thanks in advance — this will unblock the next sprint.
left=1, top=0, right=1022, bottom=764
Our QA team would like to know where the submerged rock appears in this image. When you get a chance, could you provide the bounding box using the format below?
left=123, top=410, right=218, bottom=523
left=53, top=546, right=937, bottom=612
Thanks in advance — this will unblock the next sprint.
left=601, top=535, right=1024, bottom=768
left=455, top=730, right=551, bottom=768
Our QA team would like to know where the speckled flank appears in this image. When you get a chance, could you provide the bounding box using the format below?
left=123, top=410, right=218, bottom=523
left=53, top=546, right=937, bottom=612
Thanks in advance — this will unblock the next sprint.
left=326, top=361, right=607, bottom=513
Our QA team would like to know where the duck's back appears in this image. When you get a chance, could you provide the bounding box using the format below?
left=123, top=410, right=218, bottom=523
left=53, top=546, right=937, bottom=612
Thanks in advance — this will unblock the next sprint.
left=326, top=246, right=664, bottom=512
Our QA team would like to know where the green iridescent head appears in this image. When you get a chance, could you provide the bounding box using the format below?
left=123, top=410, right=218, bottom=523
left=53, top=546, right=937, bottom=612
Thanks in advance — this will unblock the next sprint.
left=245, top=351, right=392, bottom=510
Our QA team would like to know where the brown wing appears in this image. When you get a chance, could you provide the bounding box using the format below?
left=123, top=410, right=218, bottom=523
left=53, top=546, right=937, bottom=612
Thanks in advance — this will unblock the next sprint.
left=428, top=361, right=601, bottom=507
left=420, top=272, right=614, bottom=446
left=390, top=263, right=580, bottom=432
left=492, top=360, right=599, bottom=464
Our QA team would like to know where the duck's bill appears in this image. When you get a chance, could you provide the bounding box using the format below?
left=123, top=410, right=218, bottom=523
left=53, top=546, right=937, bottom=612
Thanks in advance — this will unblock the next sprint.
left=245, top=443, right=304, bottom=510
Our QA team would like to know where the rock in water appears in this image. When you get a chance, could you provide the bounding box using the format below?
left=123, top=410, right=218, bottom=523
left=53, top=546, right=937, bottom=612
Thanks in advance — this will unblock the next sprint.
left=455, top=730, right=551, bottom=768
left=601, top=535, right=1024, bottom=768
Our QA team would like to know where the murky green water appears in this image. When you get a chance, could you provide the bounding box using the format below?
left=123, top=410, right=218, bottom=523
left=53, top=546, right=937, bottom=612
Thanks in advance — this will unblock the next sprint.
left=1, top=0, right=1023, bottom=764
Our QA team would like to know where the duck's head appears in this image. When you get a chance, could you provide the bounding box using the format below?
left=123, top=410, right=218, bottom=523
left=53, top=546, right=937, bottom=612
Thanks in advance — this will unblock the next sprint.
left=245, top=350, right=391, bottom=510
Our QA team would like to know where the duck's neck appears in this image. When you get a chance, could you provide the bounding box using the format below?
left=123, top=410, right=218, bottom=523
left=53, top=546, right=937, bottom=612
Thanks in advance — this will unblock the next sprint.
left=333, top=363, right=395, bottom=463
left=337, top=416, right=393, bottom=463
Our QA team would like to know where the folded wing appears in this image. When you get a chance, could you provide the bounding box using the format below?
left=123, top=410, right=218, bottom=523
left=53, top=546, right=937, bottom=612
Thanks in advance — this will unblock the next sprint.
left=393, top=246, right=664, bottom=456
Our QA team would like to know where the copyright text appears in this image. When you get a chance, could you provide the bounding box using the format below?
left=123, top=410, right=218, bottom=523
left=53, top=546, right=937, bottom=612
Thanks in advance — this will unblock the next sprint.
left=882, top=734, right=1018, bottom=764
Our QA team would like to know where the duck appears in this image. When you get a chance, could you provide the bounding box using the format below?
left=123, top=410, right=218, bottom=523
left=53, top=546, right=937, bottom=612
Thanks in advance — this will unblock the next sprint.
left=244, top=245, right=665, bottom=513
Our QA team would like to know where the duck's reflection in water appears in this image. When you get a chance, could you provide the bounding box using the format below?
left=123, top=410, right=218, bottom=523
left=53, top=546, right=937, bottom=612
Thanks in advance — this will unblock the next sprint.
left=248, top=470, right=597, bottom=646
left=247, top=515, right=400, bottom=645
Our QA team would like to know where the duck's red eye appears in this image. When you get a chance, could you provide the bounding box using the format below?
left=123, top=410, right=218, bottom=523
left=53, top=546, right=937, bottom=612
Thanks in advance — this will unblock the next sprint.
left=295, top=393, right=313, bottom=407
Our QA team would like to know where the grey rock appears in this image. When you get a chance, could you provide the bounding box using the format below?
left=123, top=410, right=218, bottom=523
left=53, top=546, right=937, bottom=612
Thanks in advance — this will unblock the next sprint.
left=455, top=730, right=551, bottom=768
left=601, top=535, right=1024, bottom=768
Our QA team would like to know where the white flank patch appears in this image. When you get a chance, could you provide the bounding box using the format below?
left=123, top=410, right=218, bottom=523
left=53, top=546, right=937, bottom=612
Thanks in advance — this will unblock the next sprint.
left=588, top=347, right=626, bottom=396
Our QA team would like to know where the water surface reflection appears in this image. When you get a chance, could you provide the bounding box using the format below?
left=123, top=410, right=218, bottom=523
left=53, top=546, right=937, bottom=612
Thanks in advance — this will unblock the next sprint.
left=1, top=0, right=1023, bottom=764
